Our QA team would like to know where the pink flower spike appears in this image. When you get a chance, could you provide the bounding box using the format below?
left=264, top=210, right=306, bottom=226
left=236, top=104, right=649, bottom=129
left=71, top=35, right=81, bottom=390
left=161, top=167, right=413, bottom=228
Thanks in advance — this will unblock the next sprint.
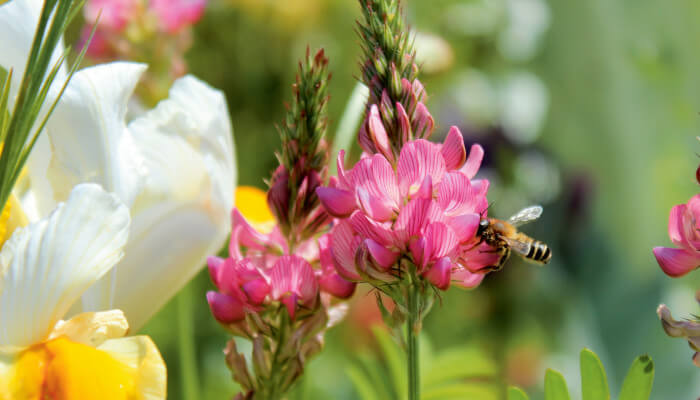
left=653, top=247, right=700, bottom=277
left=84, top=0, right=138, bottom=31
left=460, top=144, right=485, bottom=179
left=316, top=187, right=357, bottom=217
left=269, top=256, right=319, bottom=318
left=357, top=187, right=395, bottom=222
left=441, top=127, right=467, bottom=170
left=207, top=291, right=246, bottom=323
left=452, top=268, right=485, bottom=289
left=150, top=0, right=207, bottom=34
left=365, top=238, right=399, bottom=270
left=368, top=105, right=394, bottom=162
left=425, top=257, right=452, bottom=290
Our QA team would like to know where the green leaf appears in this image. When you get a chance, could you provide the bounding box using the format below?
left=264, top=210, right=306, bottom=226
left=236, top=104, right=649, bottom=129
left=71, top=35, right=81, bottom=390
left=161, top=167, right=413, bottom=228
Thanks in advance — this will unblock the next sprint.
left=618, top=354, right=654, bottom=400
left=544, top=369, right=571, bottom=400
left=372, top=326, right=406, bottom=399
left=580, top=348, right=610, bottom=400
left=347, top=365, right=380, bottom=400
left=423, top=347, right=498, bottom=388
left=507, top=386, right=530, bottom=400
left=421, top=383, right=499, bottom=400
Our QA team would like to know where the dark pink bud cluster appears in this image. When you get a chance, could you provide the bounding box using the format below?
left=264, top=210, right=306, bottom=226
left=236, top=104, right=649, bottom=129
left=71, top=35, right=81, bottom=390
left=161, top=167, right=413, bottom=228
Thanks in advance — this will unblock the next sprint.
left=317, top=127, right=500, bottom=291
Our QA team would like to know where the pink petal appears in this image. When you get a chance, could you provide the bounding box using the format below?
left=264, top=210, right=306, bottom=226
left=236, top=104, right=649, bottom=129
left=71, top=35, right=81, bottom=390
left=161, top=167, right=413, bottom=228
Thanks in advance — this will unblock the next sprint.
left=437, top=172, right=481, bottom=215
left=207, top=256, right=225, bottom=288
left=345, top=155, right=400, bottom=208
left=462, top=242, right=503, bottom=272
left=394, top=198, right=445, bottom=245
left=330, top=221, right=362, bottom=281
left=231, top=209, right=272, bottom=251
left=441, top=126, right=467, bottom=170
left=357, top=187, right=395, bottom=222
left=319, top=271, right=357, bottom=299
left=207, top=291, right=245, bottom=323
left=396, top=102, right=411, bottom=144
left=397, top=140, right=446, bottom=197
left=269, top=256, right=319, bottom=304
left=460, top=144, right=485, bottom=179
left=365, top=238, right=400, bottom=269
left=349, top=211, right=396, bottom=247
left=451, top=268, right=486, bottom=289
left=448, top=213, right=481, bottom=243
left=415, top=175, right=433, bottom=200
left=242, top=278, right=270, bottom=305
left=413, top=80, right=426, bottom=102
left=318, top=234, right=334, bottom=270
left=425, top=222, right=458, bottom=260
left=424, top=257, right=452, bottom=290
left=85, top=0, right=138, bottom=30
left=668, top=204, right=691, bottom=249
left=412, top=102, right=434, bottom=138
left=368, top=105, right=394, bottom=162
left=281, top=294, right=299, bottom=320
left=410, top=237, right=427, bottom=267
left=316, top=187, right=357, bottom=217
left=653, top=246, right=700, bottom=277
left=336, top=150, right=350, bottom=189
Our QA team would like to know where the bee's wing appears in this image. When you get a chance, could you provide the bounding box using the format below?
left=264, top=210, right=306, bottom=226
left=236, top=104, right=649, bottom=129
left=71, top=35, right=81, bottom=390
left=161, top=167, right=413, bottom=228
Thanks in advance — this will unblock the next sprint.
left=508, top=205, right=543, bottom=227
left=503, top=236, right=531, bottom=257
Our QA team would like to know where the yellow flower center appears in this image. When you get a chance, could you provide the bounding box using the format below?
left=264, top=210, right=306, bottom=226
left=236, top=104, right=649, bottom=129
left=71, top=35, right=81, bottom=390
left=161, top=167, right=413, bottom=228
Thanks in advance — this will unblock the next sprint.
left=235, top=186, right=276, bottom=233
left=0, top=194, right=29, bottom=249
left=7, top=337, right=136, bottom=400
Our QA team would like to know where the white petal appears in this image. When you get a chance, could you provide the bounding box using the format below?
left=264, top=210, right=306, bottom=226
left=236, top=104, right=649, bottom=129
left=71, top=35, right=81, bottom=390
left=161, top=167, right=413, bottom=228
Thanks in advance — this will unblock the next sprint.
left=24, top=62, right=148, bottom=219
left=80, top=75, right=236, bottom=330
left=0, top=0, right=66, bottom=99
left=0, top=183, right=130, bottom=347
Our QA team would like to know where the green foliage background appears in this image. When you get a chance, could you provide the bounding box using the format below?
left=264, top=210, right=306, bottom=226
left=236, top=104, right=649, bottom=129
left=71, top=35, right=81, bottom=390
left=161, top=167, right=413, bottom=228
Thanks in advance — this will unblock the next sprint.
left=128, top=0, right=700, bottom=398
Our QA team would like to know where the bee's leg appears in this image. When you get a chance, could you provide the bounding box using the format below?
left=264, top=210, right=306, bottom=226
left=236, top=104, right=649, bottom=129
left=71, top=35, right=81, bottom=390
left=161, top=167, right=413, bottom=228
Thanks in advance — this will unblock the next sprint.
left=494, top=247, right=510, bottom=270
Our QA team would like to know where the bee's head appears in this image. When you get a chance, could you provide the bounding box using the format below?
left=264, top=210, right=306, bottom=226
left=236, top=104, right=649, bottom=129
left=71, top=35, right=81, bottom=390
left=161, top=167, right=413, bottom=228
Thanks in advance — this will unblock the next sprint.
left=477, top=219, right=489, bottom=236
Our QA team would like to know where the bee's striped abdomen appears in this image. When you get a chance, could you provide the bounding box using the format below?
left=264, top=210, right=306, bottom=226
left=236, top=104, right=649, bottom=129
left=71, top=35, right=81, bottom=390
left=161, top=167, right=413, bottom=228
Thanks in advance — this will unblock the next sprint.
left=525, top=240, right=551, bottom=264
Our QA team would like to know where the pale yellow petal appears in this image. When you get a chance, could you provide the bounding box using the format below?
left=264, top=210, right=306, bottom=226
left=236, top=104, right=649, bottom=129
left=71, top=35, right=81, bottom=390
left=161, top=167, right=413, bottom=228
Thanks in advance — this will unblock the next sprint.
left=48, top=310, right=129, bottom=348
left=98, top=336, right=167, bottom=400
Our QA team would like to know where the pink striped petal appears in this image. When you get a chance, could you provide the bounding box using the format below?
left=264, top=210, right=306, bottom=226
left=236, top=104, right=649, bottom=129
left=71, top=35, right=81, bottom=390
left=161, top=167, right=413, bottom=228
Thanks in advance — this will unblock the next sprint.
left=349, top=211, right=395, bottom=247
left=424, top=257, right=452, bottom=290
left=316, top=187, right=357, bottom=217
left=463, top=242, right=503, bottom=272
left=668, top=204, right=691, bottom=250
left=395, top=198, right=445, bottom=245
left=441, top=126, right=467, bottom=170
left=357, top=187, right=395, bottom=222
left=397, top=140, right=446, bottom=196
left=460, top=144, right=484, bottom=179
left=365, top=238, right=400, bottom=270
left=437, top=172, right=480, bottom=215
left=415, top=175, right=433, bottom=200
left=269, top=256, right=319, bottom=303
left=337, top=150, right=350, bottom=189
left=413, top=79, right=426, bottom=102
left=451, top=268, right=485, bottom=289
left=412, top=102, right=434, bottom=138
left=448, top=213, right=481, bottom=243
left=425, top=222, right=458, bottom=260
left=396, top=102, right=411, bottom=144
left=653, top=246, right=700, bottom=277
left=410, top=237, right=427, bottom=267
left=330, top=221, right=362, bottom=281
left=207, top=291, right=246, bottom=323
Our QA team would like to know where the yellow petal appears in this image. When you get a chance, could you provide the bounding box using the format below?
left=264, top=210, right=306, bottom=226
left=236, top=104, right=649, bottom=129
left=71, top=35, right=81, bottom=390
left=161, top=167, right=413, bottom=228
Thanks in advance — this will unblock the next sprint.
left=0, top=336, right=166, bottom=400
left=0, top=194, right=28, bottom=249
left=235, top=186, right=276, bottom=233
left=97, top=336, right=167, bottom=400
left=48, top=310, right=129, bottom=348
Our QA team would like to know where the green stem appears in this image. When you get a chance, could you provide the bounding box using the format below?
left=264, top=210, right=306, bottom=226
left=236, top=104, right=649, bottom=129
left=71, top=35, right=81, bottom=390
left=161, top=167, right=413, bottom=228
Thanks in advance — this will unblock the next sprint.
left=406, top=284, right=420, bottom=400
left=177, top=283, right=200, bottom=400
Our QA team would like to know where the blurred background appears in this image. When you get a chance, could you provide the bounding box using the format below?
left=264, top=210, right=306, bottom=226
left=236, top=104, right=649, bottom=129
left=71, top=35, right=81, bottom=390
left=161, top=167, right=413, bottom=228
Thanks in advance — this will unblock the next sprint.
left=71, top=0, right=700, bottom=398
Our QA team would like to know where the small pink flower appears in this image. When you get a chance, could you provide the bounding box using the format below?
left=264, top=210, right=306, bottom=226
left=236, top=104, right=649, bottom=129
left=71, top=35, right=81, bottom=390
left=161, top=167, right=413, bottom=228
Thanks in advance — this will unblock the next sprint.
left=269, top=256, right=319, bottom=319
left=319, top=127, right=493, bottom=290
left=150, top=0, right=207, bottom=34
left=318, top=235, right=357, bottom=298
left=654, top=194, right=700, bottom=277
left=84, top=0, right=139, bottom=31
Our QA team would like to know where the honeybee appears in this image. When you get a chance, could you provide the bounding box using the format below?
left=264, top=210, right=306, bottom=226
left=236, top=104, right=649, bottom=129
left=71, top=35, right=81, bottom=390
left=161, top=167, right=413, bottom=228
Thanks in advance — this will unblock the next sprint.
left=476, top=205, right=551, bottom=271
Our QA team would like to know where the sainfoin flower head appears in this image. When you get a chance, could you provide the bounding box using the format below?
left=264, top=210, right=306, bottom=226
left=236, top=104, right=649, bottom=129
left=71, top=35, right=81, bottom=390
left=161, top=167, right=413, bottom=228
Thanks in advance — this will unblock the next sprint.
left=317, top=126, right=497, bottom=290
left=653, top=193, right=700, bottom=277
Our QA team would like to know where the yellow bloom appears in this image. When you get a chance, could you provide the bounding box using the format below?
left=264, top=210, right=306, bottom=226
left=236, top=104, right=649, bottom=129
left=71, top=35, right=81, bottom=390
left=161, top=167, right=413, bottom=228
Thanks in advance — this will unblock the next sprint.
left=0, top=185, right=166, bottom=399
left=235, top=186, right=276, bottom=233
